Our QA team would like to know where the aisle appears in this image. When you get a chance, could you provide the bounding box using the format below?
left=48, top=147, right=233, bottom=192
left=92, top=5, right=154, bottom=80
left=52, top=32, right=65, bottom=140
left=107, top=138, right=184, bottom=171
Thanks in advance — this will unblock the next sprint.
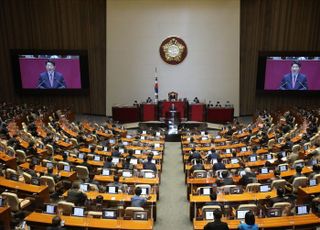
left=154, top=142, right=192, bottom=230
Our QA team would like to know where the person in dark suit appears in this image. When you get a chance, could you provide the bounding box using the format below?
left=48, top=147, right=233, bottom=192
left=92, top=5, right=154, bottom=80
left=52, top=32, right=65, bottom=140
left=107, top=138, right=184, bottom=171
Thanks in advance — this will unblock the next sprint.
left=213, top=157, right=226, bottom=171
left=204, top=209, right=229, bottom=230
left=66, top=182, right=87, bottom=206
left=37, top=60, right=66, bottom=89
left=143, top=154, right=157, bottom=172
left=279, top=61, right=308, bottom=90
left=46, top=216, right=65, bottom=230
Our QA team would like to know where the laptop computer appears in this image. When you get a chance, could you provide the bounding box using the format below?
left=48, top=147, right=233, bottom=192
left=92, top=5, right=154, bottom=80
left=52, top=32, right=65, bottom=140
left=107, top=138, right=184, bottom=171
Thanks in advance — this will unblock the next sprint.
left=63, top=165, right=71, bottom=172
left=112, top=157, right=120, bottom=164
left=44, top=203, right=57, bottom=214
left=107, top=186, right=118, bottom=194
left=249, top=156, right=257, bottom=162
left=102, top=209, right=117, bottom=219
left=80, top=183, right=89, bottom=192
left=130, top=158, right=138, bottom=165
left=201, top=187, right=212, bottom=195
left=141, top=187, right=149, bottom=195
left=259, top=184, right=271, bottom=192
left=94, top=155, right=101, bottom=161
left=102, top=168, right=110, bottom=176
left=309, top=179, right=317, bottom=187
left=260, top=167, right=269, bottom=174
left=231, top=158, right=239, bottom=164
left=122, top=171, right=133, bottom=177
left=135, top=150, right=142, bottom=155
left=78, top=153, right=84, bottom=159
left=295, top=205, right=309, bottom=215
left=133, top=211, right=148, bottom=220
left=266, top=208, right=282, bottom=217
left=236, top=210, right=250, bottom=220
left=279, top=165, right=288, bottom=172
left=72, top=207, right=85, bottom=217
left=204, top=210, right=215, bottom=220
left=144, top=172, right=155, bottom=179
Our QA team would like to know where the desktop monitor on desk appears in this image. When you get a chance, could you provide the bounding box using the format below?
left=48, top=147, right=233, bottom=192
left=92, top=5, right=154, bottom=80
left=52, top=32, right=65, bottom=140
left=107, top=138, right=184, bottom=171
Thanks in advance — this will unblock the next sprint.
left=72, top=207, right=85, bottom=217
left=63, top=165, right=71, bottom=172
left=44, top=203, right=57, bottom=214
left=102, top=209, right=117, bottom=219
left=133, top=211, right=148, bottom=220
left=107, top=186, right=118, bottom=194
left=102, top=168, right=110, bottom=176
left=236, top=210, right=250, bottom=220
left=204, top=210, right=215, bottom=220
left=295, top=205, right=310, bottom=215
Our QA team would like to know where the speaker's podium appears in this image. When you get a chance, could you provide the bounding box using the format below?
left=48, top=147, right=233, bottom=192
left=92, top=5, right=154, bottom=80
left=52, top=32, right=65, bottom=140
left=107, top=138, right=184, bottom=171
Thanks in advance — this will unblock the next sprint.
left=159, top=92, right=187, bottom=141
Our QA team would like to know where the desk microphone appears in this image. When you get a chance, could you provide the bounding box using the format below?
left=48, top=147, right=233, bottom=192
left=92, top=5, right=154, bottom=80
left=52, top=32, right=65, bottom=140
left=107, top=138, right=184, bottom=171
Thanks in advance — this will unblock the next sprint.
left=278, top=81, right=287, bottom=90
left=37, top=79, right=46, bottom=88
left=298, top=81, right=307, bottom=90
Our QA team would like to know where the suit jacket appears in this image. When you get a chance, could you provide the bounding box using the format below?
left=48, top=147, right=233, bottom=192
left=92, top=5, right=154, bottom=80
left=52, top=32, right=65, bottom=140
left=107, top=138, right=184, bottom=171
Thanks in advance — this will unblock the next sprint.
left=279, top=73, right=308, bottom=90
left=38, top=72, right=66, bottom=89
left=204, top=220, right=229, bottom=230
left=66, top=189, right=87, bottom=206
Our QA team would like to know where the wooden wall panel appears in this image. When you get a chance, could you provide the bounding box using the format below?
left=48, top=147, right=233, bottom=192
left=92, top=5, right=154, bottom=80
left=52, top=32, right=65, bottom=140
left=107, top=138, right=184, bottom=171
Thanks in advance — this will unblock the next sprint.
left=240, top=0, right=320, bottom=115
left=0, top=0, right=106, bottom=115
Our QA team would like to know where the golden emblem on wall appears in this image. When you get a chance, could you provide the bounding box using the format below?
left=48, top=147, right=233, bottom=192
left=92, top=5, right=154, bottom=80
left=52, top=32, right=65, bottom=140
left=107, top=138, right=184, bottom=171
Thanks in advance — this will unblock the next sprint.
left=159, top=36, right=187, bottom=65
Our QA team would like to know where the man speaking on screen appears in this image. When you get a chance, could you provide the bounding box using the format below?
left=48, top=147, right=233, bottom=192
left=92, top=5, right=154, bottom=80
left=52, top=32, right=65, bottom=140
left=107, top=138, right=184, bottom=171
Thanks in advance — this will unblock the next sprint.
left=279, top=61, right=308, bottom=90
left=37, top=60, right=66, bottom=89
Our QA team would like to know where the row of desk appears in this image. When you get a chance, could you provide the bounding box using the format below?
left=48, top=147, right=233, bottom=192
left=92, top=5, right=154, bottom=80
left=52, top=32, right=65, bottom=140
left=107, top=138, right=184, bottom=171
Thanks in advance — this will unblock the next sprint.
left=112, top=103, right=234, bottom=123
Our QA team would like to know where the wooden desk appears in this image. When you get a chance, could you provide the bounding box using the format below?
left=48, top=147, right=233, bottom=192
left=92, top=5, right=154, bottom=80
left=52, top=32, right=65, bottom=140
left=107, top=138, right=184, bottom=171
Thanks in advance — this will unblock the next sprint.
left=25, top=212, right=153, bottom=229
left=0, top=206, right=11, bottom=230
left=190, top=190, right=276, bottom=203
left=94, top=175, right=160, bottom=185
left=0, top=177, right=49, bottom=202
left=19, top=163, right=77, bottom=181
left=112, top=106, right=141, bottom=123
left=79, top=191, right=157, bottom=203
left=281, top=167, right=313, bottom=178
left=0, top=151, right=17, bottom=169
left=299, top=184, right=320, bottom=195
left=206, top=107, right=234, bottom=123
left=193, top=214, right=320, bottom=229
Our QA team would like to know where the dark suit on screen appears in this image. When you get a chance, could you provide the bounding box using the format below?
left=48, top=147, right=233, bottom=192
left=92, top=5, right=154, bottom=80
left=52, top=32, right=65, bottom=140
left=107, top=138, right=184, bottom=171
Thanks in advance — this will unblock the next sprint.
left=279, top=73, right=308, bottom=90
left=37, top=72, right=66, bottom=89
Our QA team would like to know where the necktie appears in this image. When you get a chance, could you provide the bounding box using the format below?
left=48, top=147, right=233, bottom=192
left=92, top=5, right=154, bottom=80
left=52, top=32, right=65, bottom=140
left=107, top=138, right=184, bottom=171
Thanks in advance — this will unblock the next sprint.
left=49, top=73, right=54, bottom=87
left=292, top=75, right=297, bottom=88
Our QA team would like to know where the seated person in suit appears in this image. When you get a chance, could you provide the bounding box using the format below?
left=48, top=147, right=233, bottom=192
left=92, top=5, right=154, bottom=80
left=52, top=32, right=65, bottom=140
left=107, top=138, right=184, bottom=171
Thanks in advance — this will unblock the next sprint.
left=206, top=150, right=218, bottom=163
left=123, top=157, right=134, bottom=170
left=217, top=170, right=233, bottom=186
left=46, top=215, right=66, bottom=230
left=193, top=97, right=200, bottom=103
left=66, top=181, right=88, bottom=206
left=213, top=157, right=226, bottom=171
left=111, top=146, right=121, bottom=157
left=146, top=97, right=152, bottom=103
left=191, top=158, right=205, bottom=174
left=107, top=175, right=123, bottom=191
left=204, top=209, right=229, bottom=230
left=81, top=154, right=94, bottom=173
left=26, top=162, right=39, bottom=179
left=143, top=154, right=157, bottom=172
left=279, top=61, right=308, bottom=90
left=308, top=164, right=320, bottom=179
left=131, top=187, right=149, bottom=207
left=204, top=193, right=224, bottom=210
left=188, top=149, right=202, bottom=162
left=104, top=156, right=114, bottom=168
left=46, top=167, right=61, bottom=183
left=288, top=165, right=304, bottom=183
left=239, top=167, right=257, bottom=186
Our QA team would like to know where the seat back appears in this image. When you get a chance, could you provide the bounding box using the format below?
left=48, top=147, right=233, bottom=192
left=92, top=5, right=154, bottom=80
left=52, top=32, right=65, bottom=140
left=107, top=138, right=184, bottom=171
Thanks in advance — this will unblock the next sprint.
left=292, top=144, right=301, bottom=154
left=124, top=207, right=144, bottom=219
left=219, top=185, right=237, bottom=194
left=292, top=177, right=308, bottom=191
left=6, top=146, right=16, bottom=157
left=75, top=166, right=89, bottom=180
left=2, top=192, right=20, bottom=212
left=193, top=170, right=207, bottom=178
left=23, top=172, right=32, bottom=184
left=16, top=150, right=26, bottom=163
left=140, top=169, right=155, bottom=178
left=271, top=179, right=287, bottom=189
left=215, top=170, right=229, bottom=179
left=57, top=201, right=75, bottom=215
left=272, top=202, right=292, bottom=211
left=46, top=144, right=54, bottom=156
left=40, top=176, right=56, bottom=193
left=246, top=183, right=261, bottom=193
